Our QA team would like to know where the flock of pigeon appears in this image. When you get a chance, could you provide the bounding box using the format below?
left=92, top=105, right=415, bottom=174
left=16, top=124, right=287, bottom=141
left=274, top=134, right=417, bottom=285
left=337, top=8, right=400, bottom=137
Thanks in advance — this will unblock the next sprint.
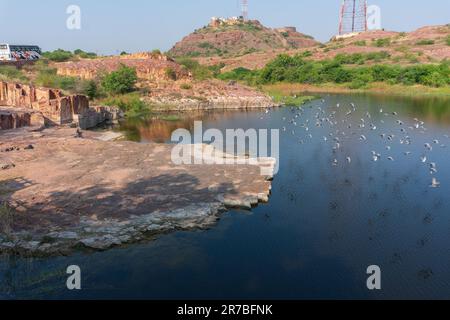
left=264, top=98, right=448, bottom=189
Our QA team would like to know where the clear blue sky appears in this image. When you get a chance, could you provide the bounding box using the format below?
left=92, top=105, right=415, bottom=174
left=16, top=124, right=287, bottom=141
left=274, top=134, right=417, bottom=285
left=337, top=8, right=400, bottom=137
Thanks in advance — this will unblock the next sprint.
left=0, top=0, right=449, bottom=54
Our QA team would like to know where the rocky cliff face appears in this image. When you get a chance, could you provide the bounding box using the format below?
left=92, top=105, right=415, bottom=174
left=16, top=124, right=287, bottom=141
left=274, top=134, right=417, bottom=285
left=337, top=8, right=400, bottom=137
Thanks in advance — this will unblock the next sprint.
left=0, top=107, right=45, bottom=130
left=145, top=79, right=275, bottom=111
left=169, top=19, right=319, bottom=58
left=55, top=52, right=191, bottom=81
left=0, top=81, right=89, bottom=129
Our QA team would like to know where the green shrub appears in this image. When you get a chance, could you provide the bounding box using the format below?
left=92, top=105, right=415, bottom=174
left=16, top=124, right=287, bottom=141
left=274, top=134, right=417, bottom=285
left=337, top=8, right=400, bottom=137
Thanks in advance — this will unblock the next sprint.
left=349, top=69, right=374, bottom=89
left=177, top=58, right=223, bottom=80
left=299, top=51, right=313, bottom=58
left=422, top=72, right=447, bottom=87
left=185, top=51, right=201, bottom=57
left=373, top=38, right=391, bottom=47
left=446, top=35, right=450, bottom=46
left=101, top=93, right=148, bottom=113
left=83, top=80, right=99, bottom=99
left=218, top=67, right=255, bottom=81
left=180, top=83, right=192, bottom=90
left=42, top=49, right=74, bottom=62
left=353, top=40, right=367, bottom=46
left=79, top=52, right=97, bottom=59
left=73, top=49, right=97, bottom=59
left=416, top=39, right=435, bottom=46
left=101, top=65, right=138, bottom=95
left=198, top=42, right=214, bottom=49
left=216, top=52, right=450, bottom=89
left=405, top=53, right=420, bottom=64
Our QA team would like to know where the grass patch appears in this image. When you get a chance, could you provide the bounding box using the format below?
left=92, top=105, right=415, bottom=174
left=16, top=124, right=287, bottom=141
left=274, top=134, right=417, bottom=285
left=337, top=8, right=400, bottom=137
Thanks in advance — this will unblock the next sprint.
left=0, top=65, right=29, bottom=82
left=99, top=92, right=150, bottom=115
left=177, top=58, right=224, bottom=80
left=160, top=114, right=181, bottom=122
left=352, top=40, right=367, bottom=46
left=261, top=82, right=450, bottom=98
left=180, top=83, right=192, bottom=90
left=372, top=38, right=391, bottom=47
left=262, top=85, right=317, bottom=106
left=416, top=39, right=435, bottom=46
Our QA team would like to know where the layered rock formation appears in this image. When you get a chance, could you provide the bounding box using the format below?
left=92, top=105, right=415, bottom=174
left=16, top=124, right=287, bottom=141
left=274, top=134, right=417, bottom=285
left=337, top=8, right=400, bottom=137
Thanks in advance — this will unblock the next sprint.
left=55, top=52, right=191, bottom=81
left=145, top=79, right=275, bottom=111
left=0, top=107, right=45, bottom=130
left=0, top=81, right=89, bottom=127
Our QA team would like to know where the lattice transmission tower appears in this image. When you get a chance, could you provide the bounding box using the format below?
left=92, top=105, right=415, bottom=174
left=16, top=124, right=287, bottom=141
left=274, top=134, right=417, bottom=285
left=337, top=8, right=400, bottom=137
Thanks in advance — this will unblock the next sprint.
left=241, top=0, right=248, bottom=21
left=338, top=0, right=368, bottom=35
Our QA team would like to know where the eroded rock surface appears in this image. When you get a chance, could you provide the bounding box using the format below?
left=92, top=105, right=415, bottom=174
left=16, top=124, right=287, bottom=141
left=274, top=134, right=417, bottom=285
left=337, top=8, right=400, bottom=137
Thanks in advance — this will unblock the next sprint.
left=0, top=81, right=89, bottom=127
left=146, top=79, right=275, bottom=111
left=55, top=52, right=191, bottom=82
left=0, top=128, right=274, bottom=255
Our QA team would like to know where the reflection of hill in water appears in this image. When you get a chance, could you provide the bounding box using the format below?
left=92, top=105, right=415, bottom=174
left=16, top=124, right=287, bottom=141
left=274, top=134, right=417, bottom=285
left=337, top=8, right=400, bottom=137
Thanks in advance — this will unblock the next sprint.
left=120, top=110, right=261, bottom=143
left=138, top=120, right=193, bottom=143
left=119, top=95, right=450, bottom=144
left=368, top=94, right=450, bottom=125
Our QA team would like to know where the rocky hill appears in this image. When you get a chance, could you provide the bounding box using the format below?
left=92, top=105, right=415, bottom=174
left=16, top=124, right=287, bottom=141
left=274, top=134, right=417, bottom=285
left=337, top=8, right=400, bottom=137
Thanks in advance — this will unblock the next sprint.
left=169, top=18, right=319, bottom=58
left=195, top=24, right=450, bottom=71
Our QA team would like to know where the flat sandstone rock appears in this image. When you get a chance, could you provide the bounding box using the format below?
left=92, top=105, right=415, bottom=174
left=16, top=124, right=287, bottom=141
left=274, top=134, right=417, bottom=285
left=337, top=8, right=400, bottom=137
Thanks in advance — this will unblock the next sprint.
left=0, top=127, right=274, bottom=255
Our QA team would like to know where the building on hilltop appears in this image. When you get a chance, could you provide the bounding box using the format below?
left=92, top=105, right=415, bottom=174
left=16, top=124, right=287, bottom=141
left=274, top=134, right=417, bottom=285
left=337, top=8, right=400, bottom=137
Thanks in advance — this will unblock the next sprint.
left=209, top=16, right=245, bottom=28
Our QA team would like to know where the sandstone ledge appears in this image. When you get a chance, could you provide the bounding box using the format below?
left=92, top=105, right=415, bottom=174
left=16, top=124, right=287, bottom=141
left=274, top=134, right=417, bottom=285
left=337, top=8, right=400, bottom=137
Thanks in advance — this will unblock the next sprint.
left=0, top=128, right=274, bottom=256
left=145, top=79, right=275, bottom=111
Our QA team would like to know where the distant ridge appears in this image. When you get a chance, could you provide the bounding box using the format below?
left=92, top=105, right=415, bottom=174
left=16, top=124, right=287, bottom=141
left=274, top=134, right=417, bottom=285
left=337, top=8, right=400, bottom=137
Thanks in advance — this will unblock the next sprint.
left=191, top=24, right=450, bottom=72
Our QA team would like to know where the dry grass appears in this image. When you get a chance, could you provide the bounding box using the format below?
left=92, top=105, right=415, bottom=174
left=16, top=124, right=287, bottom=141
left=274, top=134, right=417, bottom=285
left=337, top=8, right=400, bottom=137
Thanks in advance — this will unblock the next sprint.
left=263, top=82, right=450, bottom=98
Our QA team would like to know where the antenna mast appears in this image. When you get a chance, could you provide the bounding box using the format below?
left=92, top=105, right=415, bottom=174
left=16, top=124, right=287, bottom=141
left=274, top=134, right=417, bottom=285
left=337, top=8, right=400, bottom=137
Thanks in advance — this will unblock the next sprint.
left=338, top=0, right=368, bottom=35
left=241, top=0, right=248, bottom=21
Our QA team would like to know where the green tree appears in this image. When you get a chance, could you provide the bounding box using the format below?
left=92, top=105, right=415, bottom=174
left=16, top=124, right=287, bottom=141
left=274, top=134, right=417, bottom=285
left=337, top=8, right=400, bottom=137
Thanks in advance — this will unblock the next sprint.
left=101, top=65, right=138, bottom=95
left=42, top=49, right=74, bottom=62
left=83, top=80, right=99, bottom=99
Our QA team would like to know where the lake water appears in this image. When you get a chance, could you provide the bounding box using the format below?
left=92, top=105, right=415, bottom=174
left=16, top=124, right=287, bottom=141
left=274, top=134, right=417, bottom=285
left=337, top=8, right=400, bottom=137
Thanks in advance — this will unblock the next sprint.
left=1, top=93, right=450, bottom=299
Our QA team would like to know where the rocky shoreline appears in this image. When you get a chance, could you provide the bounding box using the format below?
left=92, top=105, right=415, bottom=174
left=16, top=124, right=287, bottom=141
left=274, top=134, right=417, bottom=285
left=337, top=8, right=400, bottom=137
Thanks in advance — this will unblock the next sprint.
left=0, top=127, right=275, bottom=256
left=149, top=95, right=276, bottom=112
left=144, top=79, right=276, bottom=112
